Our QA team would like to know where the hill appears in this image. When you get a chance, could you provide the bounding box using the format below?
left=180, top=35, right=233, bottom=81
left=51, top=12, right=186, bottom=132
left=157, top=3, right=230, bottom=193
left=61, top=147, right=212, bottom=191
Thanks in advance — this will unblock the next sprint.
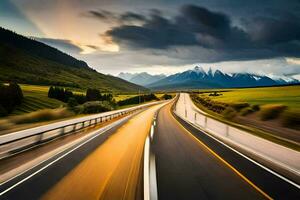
left=147, top=66, right=299, bottom=90
left=0, top=27, right=146, bottom=92
left=118, top=72, right=166, bottom=86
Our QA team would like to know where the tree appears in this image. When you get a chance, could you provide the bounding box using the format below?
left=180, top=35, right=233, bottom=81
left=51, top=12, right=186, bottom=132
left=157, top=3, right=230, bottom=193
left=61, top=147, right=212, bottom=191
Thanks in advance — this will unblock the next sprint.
left=0, top=82, right=24, bottom=115
left=67, top=97, right=78, bottom=108
left=86, top=88, right=101, bottom=101
left=48, top=86, right=54, bottom=98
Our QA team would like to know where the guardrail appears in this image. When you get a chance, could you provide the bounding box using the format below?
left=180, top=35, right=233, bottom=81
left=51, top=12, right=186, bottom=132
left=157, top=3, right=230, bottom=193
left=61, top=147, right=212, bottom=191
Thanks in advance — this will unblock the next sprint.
left=0, top=101, right=163, bottom=160
left=174, top=93, right=300, bottom=184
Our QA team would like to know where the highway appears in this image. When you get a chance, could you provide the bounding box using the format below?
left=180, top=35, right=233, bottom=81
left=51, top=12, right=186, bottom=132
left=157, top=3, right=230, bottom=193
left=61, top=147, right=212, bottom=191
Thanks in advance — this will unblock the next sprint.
left=0, top=97, right=299, bottom=199
left=152, top=100, right=300, bottom=199
left=0, top=103, right=165, bottom=200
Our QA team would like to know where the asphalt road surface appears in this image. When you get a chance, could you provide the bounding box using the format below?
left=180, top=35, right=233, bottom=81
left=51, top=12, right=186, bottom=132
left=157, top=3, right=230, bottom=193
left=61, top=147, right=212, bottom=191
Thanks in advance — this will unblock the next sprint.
left=0, top=100, right=299, bottom=200
left=0, top=104, right=164, bottom=200
left=152, top=102, right=300, bottom=200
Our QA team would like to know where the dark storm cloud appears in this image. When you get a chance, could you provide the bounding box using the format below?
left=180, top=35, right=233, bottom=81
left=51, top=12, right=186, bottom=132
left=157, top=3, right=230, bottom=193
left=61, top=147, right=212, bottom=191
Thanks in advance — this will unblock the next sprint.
left=101, top=4, right=300, bottom=62
left=119, top=12, right=146, bottom=22
left=86, top=10, right=117, bottom=22
left=86, top=10, right=146, bottom=24
left=245, top=15, right=300, bottom=44
left=106, top=5, right=250, bottom=50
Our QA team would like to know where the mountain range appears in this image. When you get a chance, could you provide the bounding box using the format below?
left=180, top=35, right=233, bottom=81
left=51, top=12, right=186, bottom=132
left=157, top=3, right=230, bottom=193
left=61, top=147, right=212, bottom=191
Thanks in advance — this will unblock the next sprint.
left=135, top=66, right=299, bottom=90
left=0, top=27, right=146, bottom=92
left=118, top=72, right=166, bottom=86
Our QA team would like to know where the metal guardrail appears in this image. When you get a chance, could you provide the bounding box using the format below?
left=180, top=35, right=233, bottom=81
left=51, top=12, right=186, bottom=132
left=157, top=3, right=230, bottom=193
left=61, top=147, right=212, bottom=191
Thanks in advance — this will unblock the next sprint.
left=174, top=93, right=300, bottom=185
left=0, top=101, right=163, bottom=159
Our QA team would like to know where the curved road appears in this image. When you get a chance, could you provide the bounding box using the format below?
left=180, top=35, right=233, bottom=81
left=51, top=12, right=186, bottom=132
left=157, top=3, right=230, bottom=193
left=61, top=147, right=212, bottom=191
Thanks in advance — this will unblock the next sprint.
left=153, top=101, right=300, bottom=199
left=0, top=103, right=165, bottom=200
left=0, top=100, right=299, bottom=199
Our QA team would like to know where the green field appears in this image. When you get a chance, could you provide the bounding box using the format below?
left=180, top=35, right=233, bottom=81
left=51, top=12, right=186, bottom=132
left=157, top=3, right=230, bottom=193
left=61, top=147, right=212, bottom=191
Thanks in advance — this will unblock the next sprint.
left=198, top=85, right=300, bottom=109
left=11, top=84, right=65, bottom=115
left=113, top=94, right=137, bottom=102
left=7, top=84, right=175, bottom=116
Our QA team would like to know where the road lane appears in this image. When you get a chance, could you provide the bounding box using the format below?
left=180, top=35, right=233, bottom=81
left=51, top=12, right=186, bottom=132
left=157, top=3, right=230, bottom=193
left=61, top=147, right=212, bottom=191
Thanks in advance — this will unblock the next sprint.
left=0, top=113, right=130, bottom=184
left=0, top=103, right=165, bottom=200
left=153, top=103, right=267, bottom=199
left=41, top=103, right=164, bottom=200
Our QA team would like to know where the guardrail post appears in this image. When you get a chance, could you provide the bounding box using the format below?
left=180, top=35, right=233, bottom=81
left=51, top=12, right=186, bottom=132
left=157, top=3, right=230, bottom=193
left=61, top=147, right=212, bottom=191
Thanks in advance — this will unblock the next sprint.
left=226, top=125, right=229, bottom=137
left=204, top=116, right=207, bottom=129
left=194, top=113, right=197, bottom=122
left=60, top=127, right=65, bottom=135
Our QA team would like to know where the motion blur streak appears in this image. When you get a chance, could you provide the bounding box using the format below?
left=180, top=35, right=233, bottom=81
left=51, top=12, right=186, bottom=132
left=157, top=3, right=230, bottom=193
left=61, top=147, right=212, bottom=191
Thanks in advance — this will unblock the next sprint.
left=41, top=104, right=164, bottom=200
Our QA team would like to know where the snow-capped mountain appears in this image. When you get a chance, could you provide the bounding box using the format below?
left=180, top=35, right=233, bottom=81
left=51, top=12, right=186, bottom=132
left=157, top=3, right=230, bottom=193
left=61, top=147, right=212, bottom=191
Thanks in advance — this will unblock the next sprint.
left=146, top=66, right=299, bottom=89
left=118, top=72, right=166, bottom=86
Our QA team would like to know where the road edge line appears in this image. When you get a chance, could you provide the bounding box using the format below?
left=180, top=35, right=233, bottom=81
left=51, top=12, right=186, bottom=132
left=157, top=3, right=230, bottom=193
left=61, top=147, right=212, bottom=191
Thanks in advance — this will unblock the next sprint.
left=169, top=108, right=273, bottom=200
left=0, top=114, right=134, bottom=196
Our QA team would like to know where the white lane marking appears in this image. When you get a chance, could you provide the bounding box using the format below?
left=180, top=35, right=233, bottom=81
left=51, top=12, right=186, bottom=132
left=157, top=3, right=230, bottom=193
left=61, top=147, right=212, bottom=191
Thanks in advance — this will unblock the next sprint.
left=0, top=116, right=131, bottom=196
left=150, top=125, right=154, bottom=141
left=150, top=153, right=158, bottom=200
left=177, top=114, right=300, bottom=189
left=143, top=136, right=150, bottom=200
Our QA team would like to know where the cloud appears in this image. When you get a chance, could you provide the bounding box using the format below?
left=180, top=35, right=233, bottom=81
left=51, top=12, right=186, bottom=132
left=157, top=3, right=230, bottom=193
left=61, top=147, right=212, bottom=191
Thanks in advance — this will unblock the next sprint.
left=33, top=37, right=83, bottom=54
left=102, top=4, right=300, bottom=62
left=286, top=57, right=300, bottom=65
left=86, top=10, right=146, bottom=25
left=119, top=12, right=146, bottom=23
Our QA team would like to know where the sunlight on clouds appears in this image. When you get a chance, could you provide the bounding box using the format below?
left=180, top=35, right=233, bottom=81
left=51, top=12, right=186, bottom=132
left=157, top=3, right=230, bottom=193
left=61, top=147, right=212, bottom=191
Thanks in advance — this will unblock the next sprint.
left=285, top=57, right=300, bottom=65
left=10, top=0, right=119, bottom=54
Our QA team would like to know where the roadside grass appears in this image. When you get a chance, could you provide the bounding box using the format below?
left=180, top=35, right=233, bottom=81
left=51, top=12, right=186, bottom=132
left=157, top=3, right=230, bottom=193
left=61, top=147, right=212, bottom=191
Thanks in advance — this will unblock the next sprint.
left=197, top=85, right=300, bottom=109
left=194, top=85, right=300, bottom=129
left=191, top=85, right=300, bottom=151
left=0, top=84, right=172, bottom=134
left=191, top=101, right=300, bottom=151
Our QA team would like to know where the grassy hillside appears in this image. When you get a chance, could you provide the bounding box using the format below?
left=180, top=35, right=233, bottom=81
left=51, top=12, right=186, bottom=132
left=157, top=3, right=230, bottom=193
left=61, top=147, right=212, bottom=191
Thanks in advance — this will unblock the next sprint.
left=198, top=85, right=300, bottom=109
left=0, top=27, right=146, bottom=92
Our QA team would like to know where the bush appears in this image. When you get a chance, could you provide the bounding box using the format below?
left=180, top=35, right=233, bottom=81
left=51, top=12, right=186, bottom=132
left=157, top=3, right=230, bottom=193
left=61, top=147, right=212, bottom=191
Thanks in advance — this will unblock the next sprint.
left=161, top=94, right=172, bottom=100
left=67, top=97, right=78, bottom=108
left=259, top=104, right=287, bottom=121
left=0, top=82, right=23, bottom=114
left=117, top=94, right=158, bottom=106
left=9, top=108, right=73, bottom=124
left=251, top=104, right=260, bottom=111
left=86, top=88, right=101, bottom=101
left=190, top=94, right=228, bottom=114
left=281, top=110, right=300, bottom=130
left=73, top=93, right=86, bottom=104
left=222, top=107, right=237, bottom=119
left=82, top=101, right=113, bottom=114
left=48, top=86, right=73, bottom=102
left=240, top=107, right=254, bottom=116
left=208, top=91, right=222, bottom=96
left=230, top=102, right=250, bottom=112
left=0, top=104, right=8, bottom=117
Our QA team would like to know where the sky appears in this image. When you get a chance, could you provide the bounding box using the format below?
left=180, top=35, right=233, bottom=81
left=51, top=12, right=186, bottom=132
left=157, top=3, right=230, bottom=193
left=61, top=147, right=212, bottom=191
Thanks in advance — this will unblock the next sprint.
left=1, top=0, right=300, bottom=79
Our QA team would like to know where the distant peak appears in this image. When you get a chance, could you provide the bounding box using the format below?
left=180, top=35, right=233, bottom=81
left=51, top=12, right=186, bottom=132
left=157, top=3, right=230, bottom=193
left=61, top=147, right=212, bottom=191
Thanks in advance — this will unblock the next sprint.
left=193, top=66, right=205, bottom=73
left=208, top=67, right=213, bottom=76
